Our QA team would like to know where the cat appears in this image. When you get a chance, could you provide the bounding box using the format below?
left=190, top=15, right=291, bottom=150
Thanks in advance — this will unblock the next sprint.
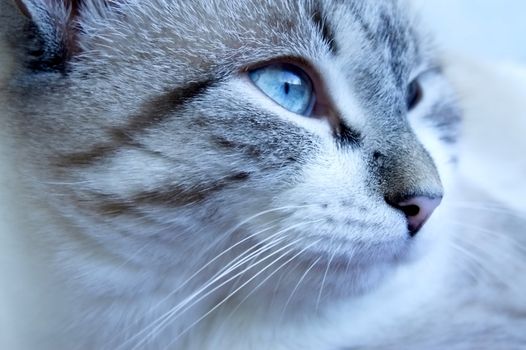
left=0, top=0, right=525, bottom=349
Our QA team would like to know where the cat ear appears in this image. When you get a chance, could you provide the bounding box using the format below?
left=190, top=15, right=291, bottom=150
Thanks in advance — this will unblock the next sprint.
left=12, top=0, right=82, bottom=71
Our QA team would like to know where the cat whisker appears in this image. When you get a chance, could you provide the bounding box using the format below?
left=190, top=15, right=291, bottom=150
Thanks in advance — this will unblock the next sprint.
left=451, top=199, right=524, bottom=210
left=220, top=218, right=322, bottom=283
left=442, top=220, right=520, bottom=284
left=178, top=219, right=323, bottom=312
left=269, top=258, right=305, bottom=310
left=132, top=238, right=304, bottom=350
left=205, top=221, right=284, bottom=281
left=213, top=256, right=308, bottom=339
left=450, top=200, right=524, bottom=210
left=316, top=244, right=338, bottom=312
left=167, top=240, right=321, bottom=348
left=138, top=236, right=309, bottom=348
left=124, top=234, right=291, bottom=350
left=443, top=243, right=480, bottom=282
left=446, top=219, right=526, bottom=254
left=279, top=256, right=322, bottom=324
left=126, top=219, right=321, bottom=349
left=445, top=240, right=508, bottom=284
left=448, top=202, right=526, bottom=219
left=146, top=205, right=314, bottom=310
left=225, top=242, right=319, bottom=320
left=216, top=227, right=293, bottom=312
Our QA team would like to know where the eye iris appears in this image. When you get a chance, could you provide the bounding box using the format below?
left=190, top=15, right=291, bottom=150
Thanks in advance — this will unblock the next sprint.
left=249, top=63, right=314, bottom=116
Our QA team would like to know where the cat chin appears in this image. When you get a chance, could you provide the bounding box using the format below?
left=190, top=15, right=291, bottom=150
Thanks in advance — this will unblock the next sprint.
left=229, top=239, right=417, bottom=312
left=232, top=257, right=399, bottom=316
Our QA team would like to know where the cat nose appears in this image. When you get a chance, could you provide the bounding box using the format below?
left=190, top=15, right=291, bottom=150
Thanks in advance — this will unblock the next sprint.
left=388, top=195, right=442, bottom=236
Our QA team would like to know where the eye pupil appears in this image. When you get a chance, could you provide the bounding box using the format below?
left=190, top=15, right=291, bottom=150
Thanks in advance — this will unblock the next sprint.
left=248, top=63, right=315, bottom=116
left=407, top=79, right=422, bottom=110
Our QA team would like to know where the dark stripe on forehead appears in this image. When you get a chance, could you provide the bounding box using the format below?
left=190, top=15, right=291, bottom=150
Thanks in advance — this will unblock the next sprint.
left=348, top=4, right=412, bottom=88
left=347, top=4, right=379, bottom=46
left=56, top=79, right=213, bottom=167
left=311, top=5, right=338, bottom=54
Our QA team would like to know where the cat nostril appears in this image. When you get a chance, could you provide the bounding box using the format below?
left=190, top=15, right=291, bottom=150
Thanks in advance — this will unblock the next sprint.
left=388, top=196, right=442, bottom=237
left=401, top=204, right=420, bottom=217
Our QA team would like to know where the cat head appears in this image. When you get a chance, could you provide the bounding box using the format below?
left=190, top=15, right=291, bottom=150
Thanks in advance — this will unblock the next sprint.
left=5, top=0, right=460, bottom=300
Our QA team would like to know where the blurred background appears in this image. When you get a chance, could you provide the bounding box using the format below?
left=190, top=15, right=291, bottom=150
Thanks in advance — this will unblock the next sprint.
left=413, top=0, right=526, bottom=211
left=413, top=0, right=526, bottom=63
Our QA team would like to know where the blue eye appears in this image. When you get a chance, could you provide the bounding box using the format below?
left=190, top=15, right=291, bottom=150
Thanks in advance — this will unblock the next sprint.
left=249, top=63, right=315, bottom=116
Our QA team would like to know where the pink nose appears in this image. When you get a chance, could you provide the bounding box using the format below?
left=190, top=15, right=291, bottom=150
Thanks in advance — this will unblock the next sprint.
left=392, top=196, right=442, bottom=236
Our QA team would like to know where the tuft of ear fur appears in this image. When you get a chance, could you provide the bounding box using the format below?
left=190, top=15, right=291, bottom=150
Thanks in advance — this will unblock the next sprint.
left=8, top=0, right=83, bottom=72
left=7, top=0, right=119, bottom=73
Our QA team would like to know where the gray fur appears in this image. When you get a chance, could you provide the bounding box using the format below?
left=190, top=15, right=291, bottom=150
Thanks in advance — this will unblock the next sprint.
left=0, top=0, right=524, bottom=349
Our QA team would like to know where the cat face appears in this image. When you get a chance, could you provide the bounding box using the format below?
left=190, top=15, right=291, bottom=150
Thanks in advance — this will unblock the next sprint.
left=7, top=0, right=460, bottom=300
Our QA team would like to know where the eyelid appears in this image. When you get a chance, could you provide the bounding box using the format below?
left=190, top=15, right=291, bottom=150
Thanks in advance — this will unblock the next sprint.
left=242, top=56, right=313, bottom=74
left=410, top=65, right=443, bottom=81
